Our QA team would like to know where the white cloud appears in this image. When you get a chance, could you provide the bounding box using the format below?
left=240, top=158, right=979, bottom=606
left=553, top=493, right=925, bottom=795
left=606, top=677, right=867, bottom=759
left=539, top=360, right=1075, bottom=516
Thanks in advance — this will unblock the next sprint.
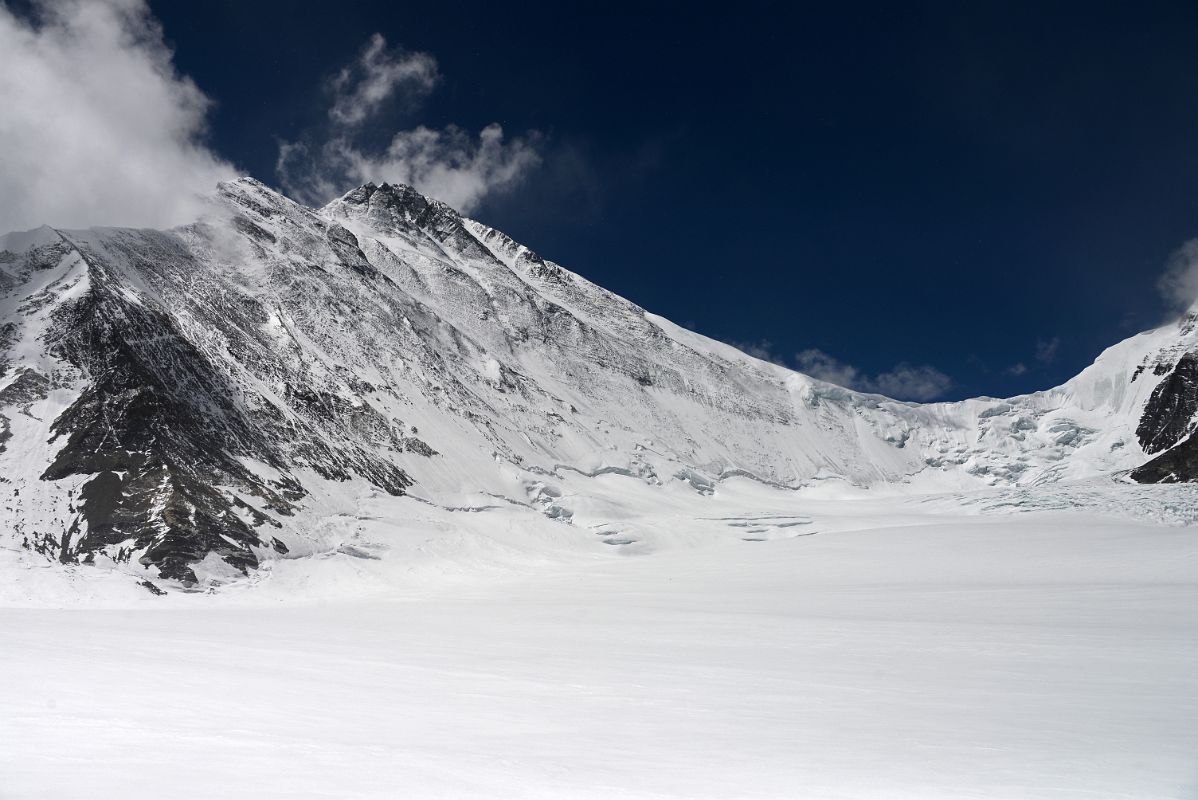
left=0, top=0, right=237, bottom=233
left=1034, top=336, right=1060, bottom=365
left=278, top=35, right=541, bottom=213
left=794, top=348, right=863, bottom=389
left=723, top=339, right=786, bottom=366
left=1158, top=238, right=1198, bottom=314
left=869, top=363, right=954, bottom=401
left=1001, top=339, right=1057, bottom=377
left=280, top=124, right=541, bottom=214
left=328, top=34, right=438, bottom=126
left=795, top=348, right=952, bottom=401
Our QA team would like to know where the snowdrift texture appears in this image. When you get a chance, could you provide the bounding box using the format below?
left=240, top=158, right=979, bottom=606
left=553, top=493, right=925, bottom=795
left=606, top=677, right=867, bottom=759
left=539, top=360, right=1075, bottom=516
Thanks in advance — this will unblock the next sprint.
left=1, top=177, right=1196, bottom=588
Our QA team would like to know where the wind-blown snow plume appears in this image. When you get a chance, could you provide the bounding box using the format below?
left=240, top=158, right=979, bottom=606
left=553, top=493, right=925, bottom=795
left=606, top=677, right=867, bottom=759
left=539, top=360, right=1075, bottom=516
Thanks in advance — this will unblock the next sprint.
left=278, top=35, right=541, bottom=212
left=0, top=0, right=236, bottom=232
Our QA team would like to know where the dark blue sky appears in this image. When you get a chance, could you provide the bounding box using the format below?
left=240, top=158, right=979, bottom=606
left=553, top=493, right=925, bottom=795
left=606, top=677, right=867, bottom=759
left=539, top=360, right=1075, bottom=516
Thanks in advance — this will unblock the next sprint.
left=152, top=1, right=1198, bottom=400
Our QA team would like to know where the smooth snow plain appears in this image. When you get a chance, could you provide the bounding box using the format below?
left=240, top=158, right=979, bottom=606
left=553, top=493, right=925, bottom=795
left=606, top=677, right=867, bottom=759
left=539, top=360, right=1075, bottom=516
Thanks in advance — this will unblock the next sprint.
left=2, top=476, right=1197, bottom=799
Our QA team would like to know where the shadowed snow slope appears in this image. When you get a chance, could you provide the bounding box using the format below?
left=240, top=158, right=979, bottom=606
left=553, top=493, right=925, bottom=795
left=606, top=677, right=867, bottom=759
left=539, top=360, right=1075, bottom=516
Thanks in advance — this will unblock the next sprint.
left=1, top=177, right=1197, bottom=588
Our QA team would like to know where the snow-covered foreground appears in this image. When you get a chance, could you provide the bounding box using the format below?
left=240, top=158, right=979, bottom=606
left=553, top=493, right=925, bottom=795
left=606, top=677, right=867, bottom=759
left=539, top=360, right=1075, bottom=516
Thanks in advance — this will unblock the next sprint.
left=2, top=481, right=1197, bottom=799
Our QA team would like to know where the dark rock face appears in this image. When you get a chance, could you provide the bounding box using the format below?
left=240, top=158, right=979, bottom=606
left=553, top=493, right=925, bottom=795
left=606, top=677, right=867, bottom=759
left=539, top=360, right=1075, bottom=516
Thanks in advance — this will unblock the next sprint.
left=40, top=263, right=296, bottom=583
left=326, top=223, right=375, bottom=276
left=332, top=182, right=496, bottom=262
left=139, top=579, right=167, bottom=596
left=1131, top=432, right=1198, bottom=483
left=0, top=367, right=49, bottom=454
left=4, top=208, right=415, bottom=585
left=1136, top=353, right=1198, bottom=454
left=1131, top=352, right=1198, bottom=483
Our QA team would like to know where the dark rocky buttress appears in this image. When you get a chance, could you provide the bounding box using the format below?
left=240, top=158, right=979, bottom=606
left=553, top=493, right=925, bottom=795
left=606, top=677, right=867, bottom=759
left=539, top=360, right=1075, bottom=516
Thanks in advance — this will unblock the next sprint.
left=1132, top=352, right=1198, bottom=483
left=32, top=236, right=412, bottom=585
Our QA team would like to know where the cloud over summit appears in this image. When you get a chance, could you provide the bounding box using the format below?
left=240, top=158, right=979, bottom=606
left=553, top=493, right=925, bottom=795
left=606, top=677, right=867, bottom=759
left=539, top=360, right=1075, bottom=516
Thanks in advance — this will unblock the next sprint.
left=328, top=34, right=439, bottom=126
left=0, top=8, right=539, bottom=233
left=277, top=34, right=541, bottom=213
left=0, top=0, right=236, bottom=232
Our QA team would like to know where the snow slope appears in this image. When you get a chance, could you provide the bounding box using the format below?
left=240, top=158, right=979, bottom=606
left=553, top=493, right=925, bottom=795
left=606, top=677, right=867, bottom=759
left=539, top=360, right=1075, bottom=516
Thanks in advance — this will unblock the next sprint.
left=1, top=177, right=1197, bottom=588
left=1, top=479, right=1196, bottom=799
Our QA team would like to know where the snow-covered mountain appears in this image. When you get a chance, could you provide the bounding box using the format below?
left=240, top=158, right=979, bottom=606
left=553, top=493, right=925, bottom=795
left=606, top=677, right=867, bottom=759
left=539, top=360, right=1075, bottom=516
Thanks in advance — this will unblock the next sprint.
left=1, top=177, right=1195, bottom=588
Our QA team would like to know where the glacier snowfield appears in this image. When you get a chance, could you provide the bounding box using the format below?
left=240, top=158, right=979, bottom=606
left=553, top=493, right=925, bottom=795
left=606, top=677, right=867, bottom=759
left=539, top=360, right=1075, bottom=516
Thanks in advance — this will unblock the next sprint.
left=2, top=478, right=1195, bottom=799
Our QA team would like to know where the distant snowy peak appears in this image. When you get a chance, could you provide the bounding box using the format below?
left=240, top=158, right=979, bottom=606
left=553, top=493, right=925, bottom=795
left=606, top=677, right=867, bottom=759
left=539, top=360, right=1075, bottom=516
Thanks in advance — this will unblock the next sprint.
left=2, top=176, right=1197, bottom=589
